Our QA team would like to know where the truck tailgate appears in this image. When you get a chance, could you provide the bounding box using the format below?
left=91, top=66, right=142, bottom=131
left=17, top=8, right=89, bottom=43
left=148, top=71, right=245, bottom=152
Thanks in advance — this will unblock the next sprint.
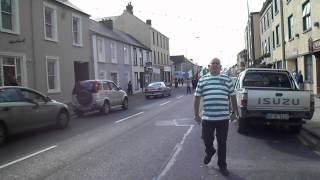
left=247, top=89, right=310, bottom=111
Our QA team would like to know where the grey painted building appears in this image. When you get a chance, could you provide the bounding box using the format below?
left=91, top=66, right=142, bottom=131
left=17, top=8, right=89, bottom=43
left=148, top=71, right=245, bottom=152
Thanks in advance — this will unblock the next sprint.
left=0, top=0, right=92, bottom=103
left=90, top=19, right=152, bottom=94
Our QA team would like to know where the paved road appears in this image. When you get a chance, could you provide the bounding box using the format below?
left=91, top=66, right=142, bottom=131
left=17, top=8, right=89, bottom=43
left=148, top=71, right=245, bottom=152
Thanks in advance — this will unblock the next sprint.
left=0, top=88, right=320, bottom=180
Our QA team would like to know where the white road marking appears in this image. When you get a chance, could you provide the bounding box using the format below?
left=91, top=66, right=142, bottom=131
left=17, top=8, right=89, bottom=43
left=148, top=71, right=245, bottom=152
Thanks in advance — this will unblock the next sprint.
left=115, top=111, right=144, bottom=124
left=177, top=95, right=184, bottom=99
left=155, top=125, right=194, bottom=180
left=314, top=150, right=320, bottom=156
left=0, top=145, right=57, bottom=169
left=160, top=101, right=171, bottom=106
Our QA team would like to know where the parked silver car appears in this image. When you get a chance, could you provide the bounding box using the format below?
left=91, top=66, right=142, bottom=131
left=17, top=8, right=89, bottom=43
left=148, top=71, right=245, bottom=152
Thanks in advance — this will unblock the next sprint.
left=144, top=82, right=171, bottom=99
left=72, top=80, right=128, bottom=116
left=0, top=86, right=70, bottom=145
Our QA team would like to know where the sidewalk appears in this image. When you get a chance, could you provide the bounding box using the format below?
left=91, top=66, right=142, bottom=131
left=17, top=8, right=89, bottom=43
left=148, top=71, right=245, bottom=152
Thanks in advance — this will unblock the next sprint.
left=301, top=97, right=320, bottom=149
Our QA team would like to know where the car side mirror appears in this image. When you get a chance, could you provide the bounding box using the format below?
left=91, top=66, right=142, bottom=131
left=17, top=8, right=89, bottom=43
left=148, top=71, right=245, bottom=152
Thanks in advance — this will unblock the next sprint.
left=44, top=96, right=51, bottom=102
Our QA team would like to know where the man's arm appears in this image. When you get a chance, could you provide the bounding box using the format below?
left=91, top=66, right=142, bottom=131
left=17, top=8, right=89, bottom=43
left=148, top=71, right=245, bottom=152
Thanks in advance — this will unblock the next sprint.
left=230, top=95, right=239, bottom=120
left=193, top=96, right=201, bottom=124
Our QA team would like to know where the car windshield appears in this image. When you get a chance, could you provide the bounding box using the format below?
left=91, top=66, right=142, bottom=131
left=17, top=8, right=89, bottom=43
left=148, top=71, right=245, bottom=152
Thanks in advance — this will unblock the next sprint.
left=147, top=82, right=162, bottom=88
left=243, top=72, right=292, bottom=88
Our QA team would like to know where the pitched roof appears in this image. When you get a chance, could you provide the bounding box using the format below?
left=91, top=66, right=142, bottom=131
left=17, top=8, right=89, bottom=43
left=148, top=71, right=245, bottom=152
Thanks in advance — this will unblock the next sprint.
left=89, top=20, right=150, bottom=50
left=54, top=0, right=90, bottom=16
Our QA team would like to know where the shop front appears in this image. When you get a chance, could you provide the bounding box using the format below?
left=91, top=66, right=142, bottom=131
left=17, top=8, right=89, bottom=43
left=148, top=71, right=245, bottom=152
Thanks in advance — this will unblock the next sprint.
left=309, top=38, right=320, bottom=95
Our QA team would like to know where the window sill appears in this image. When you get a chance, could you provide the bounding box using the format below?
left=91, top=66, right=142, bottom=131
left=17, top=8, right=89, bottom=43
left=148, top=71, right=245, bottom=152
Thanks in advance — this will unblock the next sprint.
left=0, top=28, right=20, bottom=35
left=48, top=89, right=61, bottom=94
left=45, top=37, right=58, bottom=43
left=73, top=43, right=83, bottom=47
left=303, top=28, right=312, bottom=34
left=288, top=38, right=294, bottom=42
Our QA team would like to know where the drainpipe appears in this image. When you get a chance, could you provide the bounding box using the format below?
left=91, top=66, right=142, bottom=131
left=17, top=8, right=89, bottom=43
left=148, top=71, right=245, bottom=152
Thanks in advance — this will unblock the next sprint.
left=30, top=0, right=37, bottom=88
left=280, top=0, right=286, bottom=69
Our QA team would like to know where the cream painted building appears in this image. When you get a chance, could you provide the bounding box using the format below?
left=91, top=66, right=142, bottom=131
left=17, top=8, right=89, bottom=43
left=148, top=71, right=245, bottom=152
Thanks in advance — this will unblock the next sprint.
left=110, top=3, right=171, bottom=83
left=257, top=0, right=320, bottom=95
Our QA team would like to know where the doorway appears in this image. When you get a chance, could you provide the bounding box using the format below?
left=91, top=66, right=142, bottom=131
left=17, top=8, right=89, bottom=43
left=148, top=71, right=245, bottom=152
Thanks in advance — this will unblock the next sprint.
left=74, top=62, right=89, bottom=82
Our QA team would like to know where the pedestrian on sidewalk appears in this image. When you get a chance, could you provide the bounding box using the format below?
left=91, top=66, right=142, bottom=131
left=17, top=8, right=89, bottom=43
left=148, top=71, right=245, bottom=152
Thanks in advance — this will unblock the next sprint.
left=193, top=57, right=238, bottom=177
left=186, top=78, right=192, bottom=94
left=127, top=81, right=133, bottom=95
left=297, top=70, right=304, bottom=90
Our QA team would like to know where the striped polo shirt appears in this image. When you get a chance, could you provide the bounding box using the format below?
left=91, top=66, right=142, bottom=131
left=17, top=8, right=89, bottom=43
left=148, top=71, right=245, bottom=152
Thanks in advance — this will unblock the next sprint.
left=194, top=74, right=235, bottom=121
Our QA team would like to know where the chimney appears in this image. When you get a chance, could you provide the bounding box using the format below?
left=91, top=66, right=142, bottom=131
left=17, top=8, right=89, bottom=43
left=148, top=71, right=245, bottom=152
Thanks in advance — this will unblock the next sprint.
left=126, top=2, right=133, bottom=14
left=101, top=19, right=113, bottom=30
left=146, top=20, right=152, bottom=26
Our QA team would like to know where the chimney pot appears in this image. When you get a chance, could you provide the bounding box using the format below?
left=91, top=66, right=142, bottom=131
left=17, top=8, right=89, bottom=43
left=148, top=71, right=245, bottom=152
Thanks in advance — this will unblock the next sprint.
left=146, top=20, right=152, bottom=26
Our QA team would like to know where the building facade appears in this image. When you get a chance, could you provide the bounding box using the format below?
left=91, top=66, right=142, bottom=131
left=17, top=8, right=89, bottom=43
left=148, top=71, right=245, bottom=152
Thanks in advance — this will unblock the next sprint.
left=111, top=3, right=171, bottom=83
left=0, top=0, right=92, bottom=103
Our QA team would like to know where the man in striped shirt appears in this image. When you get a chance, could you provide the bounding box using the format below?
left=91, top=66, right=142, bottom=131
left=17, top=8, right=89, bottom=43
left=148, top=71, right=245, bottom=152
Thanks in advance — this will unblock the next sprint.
left=193, top=57, right=238, bottom=176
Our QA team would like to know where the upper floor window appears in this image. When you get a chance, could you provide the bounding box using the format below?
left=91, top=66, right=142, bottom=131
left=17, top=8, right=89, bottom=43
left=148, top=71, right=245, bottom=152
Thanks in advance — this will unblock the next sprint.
left=276, top=25, right=280, bottom=46
left=152, top=32, right=155, bottom=45
left=111, top=42, right=117, bottom=63
left=124, top=45, right=130, bottom=65
left=96, top=37, right=105, bottom=62
left=288, top=15, right=293, bottom=40
left=139, top=49, right=143, bottom=67
left=44, top=2, right=58, bottom=41
left=302, top=0, right=311, bottom=32
left=72, top=13, right=82, bottom=46
left=133, top=48, right=138, bottom=66
left=0, top=0, right=20, bottom=34
left=274, top=0, right=279, bottom=15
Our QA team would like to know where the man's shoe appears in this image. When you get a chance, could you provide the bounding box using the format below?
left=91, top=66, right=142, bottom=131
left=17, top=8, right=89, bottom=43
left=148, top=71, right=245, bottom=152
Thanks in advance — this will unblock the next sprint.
left=203, top=150, right=216, bottom=165
left=219, top=168, right=229, bottom=176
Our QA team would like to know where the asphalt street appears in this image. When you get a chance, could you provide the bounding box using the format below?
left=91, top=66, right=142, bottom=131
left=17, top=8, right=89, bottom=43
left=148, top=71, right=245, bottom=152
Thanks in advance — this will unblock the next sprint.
left=0, top=87, right=320, bottom=180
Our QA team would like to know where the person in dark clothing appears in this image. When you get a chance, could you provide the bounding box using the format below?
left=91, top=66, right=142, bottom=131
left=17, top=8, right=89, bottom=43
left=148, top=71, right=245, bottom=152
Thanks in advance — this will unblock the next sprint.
left=127, top=81, right=133, bottom=95
left=297, top=71, right=304, bottom=90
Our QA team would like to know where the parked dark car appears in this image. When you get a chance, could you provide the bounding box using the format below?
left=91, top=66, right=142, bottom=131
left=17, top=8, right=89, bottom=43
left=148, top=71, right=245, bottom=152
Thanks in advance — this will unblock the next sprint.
left=0, top=86, right=70, bottom=145
left=144, top=82, right=171, bottom=99
left=72, top=80, right=128, bottom=117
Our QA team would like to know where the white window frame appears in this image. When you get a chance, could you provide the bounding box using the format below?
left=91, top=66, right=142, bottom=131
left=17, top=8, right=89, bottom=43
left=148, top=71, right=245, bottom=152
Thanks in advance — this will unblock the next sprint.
left=110, top=71, right=119, bottom=85
left=111, top=42, right=117, bottom=64
left=99, top=70, right=107, bottom=80
left=97, top=36, right=105, bottom=62
left=43, top=2, right=58, bottom=42
left=124, top=45, right=130, bottom=65
left=302, top=1, right=311, bottom=32
left=0, top=0, right=20, bottom=34
left=46, top=56, right=61, bottom=93
left=72, top=13, right=83, bottom=46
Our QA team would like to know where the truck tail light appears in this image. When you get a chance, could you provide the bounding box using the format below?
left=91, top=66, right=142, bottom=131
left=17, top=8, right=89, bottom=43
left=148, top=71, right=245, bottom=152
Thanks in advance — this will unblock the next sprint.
left=240, top=93, right=248, bottom=107
left=310, top=94, right=315, bottom=112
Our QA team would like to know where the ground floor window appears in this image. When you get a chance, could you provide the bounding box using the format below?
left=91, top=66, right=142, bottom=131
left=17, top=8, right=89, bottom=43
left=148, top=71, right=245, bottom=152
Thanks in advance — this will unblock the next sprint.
left=46, top=56, right=61, bottom=93
left=110, top=72, right=118, bottom=85
left=134, top=72, right=139, bottom=90
left=304, top=55, right=313, bottom=82
left=0, top=56, right=22, bottom=86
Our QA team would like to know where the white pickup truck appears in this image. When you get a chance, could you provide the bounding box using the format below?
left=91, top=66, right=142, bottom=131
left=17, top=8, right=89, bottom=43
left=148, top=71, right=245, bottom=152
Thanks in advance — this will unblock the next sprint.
left=235, top=68, right=314, bottom=134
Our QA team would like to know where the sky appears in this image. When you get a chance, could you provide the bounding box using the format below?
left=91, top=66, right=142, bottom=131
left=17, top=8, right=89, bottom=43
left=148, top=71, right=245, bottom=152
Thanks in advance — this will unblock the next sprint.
left=69, top=0, right=265, bottom=68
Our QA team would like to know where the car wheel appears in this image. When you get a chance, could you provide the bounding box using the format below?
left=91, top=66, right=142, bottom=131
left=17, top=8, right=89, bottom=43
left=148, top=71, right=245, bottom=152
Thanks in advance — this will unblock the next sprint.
left=122, top=98, right=128, bottom=110
left=101, top=101, right=110, bottom=115
left=238, top=118, right=248, bottom=134
left=0, top=124, right=7, bottom=146
left=56, top=111, right=70, bottom=129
